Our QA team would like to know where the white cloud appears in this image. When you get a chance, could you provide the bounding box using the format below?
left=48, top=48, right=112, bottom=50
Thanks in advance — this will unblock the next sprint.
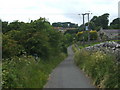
left=0, top=0, right=119, bottom=25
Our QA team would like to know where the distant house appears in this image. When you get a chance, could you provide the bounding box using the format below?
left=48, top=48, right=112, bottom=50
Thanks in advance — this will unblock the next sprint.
left=53, top=27, right=66, bottom=33
left=98, top=29, right=120, bottom=40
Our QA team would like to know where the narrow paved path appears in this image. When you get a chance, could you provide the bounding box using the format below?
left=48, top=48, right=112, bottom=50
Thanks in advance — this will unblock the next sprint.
left=44, top=46, right=95, bottom=88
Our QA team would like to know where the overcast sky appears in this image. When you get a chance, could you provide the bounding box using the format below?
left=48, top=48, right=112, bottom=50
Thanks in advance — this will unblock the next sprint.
left=0, top=0, right=119, bottom=25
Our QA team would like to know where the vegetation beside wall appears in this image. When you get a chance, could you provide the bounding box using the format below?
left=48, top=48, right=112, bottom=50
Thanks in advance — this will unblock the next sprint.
left=76, top=30, right=98, bottom=41
left=73, top=44, right=119, bottom=88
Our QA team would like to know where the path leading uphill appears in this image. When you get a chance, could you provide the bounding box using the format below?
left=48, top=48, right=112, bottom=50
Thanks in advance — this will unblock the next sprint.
left=44, top=46, right=95, bottom=88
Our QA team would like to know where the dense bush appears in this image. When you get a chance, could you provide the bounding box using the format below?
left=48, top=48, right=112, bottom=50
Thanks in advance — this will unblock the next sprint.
left=89, top=30, right=98, bottom=40
left=74, top=46, right=119, bottom=88
left=76, top=30, right=98, bottom=41
left=2, top=18, right=68, bottom=59
left=2, top=17, right=69, bottom=88
left=2, top=53, right=66, bottom=88
left=2, top=34, right=23, bottom=58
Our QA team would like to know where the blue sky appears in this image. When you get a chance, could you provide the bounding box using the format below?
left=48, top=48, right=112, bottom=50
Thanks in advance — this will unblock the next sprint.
left=0, top=0, right=119, bottom=25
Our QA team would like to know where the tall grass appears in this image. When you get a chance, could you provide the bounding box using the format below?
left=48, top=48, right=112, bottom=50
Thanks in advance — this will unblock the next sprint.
left=2, top=53, right=66, bottom=88
left=74, top=46, right=119, bottom=88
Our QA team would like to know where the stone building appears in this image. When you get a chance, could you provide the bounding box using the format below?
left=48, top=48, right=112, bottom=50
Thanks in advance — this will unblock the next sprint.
left=98, top=29, right=120, bottom=40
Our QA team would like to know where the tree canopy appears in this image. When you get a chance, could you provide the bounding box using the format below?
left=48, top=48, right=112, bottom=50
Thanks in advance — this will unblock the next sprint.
left=109, top=18, right=120, bottom=29
left=2, top=17, right=71, bottom=59
left=52, top=22, right=78, bottom=28
left=90, top=13, right=109, bottom=30
left=79, top=13, right=110, bottom=31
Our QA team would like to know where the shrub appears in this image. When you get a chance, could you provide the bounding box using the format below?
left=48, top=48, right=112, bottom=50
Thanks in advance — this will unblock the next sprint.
left=2, top=53, right=66, bottom=88
left=76, top=30, right=98, bottom=41
left=89, top=30, right=98, bottom=40
left=2, top=17, right=68, bottom=88
left=2, top=34, right=23, bottom=58
left=74, top=49, right=119, bottom=88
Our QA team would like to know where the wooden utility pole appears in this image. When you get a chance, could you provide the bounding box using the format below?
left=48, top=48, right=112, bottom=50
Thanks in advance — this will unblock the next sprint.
left=85, top=12, right=92, bottom=42
left=82, top=14, right=86, bottom=31
left=78, top=13, right=86, bottom=43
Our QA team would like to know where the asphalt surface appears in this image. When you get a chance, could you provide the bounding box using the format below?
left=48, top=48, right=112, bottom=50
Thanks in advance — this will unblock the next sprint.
left=44, top=46, right=95, bottom=88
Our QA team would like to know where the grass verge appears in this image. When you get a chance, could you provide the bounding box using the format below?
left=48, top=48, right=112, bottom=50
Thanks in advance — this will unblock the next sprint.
left=2, top=53, right=66, bottom=88
left=78, top=39, right=120, bottom=49
left=73, top=44, right=119, bottom=88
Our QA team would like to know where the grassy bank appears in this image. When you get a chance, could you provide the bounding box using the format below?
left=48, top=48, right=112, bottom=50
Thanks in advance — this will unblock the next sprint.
left=77, top=39, right=120, bottom=49
left=73, top=44, right=119, bottom=88
left=2, top=53, right=66, bottom=88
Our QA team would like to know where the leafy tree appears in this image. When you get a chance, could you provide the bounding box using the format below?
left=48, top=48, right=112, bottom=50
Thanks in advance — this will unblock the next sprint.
left=0, top=19, right=2, bottom=31
left=64, top=33, right=74, bottom=45
left=2, top=21, right=9, bottom=33
left=89, top=13, right=109, bottom=30
left=52, top=22, right=78, bottom=28
left=2, top=17, right=68, bottom=59
left=100, top=13, right=109, bottom=29
left=25, top=32, right=50, bottom=59
left=2, top=34, right=23, bottom=58
left=78, top=24, right=84, bottom=31
left=2, top=21, right=26, bottom=34
left=8, top=20, right=23, bottom=31
left=109, top=18, right=120, bottom=29
left=88, top=22, right=96, bottom=30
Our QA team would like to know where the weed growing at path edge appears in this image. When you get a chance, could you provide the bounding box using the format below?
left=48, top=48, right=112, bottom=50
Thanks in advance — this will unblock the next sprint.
left=2, top=53, right=66, bottom=88
left=74, top=47, right=119, bottom=88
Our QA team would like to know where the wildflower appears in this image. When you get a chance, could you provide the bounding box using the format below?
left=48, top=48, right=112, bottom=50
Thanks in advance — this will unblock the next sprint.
left=76, top=31, right=83, bottom=36
left=90, top=30, right=97, bottom=33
